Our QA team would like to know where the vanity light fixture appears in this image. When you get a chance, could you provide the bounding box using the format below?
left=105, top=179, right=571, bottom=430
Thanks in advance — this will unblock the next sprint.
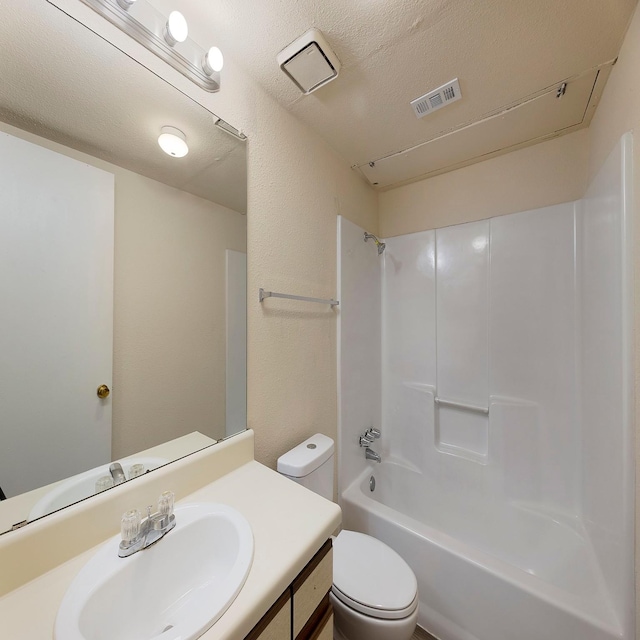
left=79, top=0, right=222, bottom=92
left=158, top=126, right=189, bottom=158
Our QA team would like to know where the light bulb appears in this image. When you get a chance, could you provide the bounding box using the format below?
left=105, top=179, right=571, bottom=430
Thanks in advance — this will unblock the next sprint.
left=116, top=0, right=136, bottom=9
left=203, top=46, right=224, bottom=75
left=158, top=126, right=189, bottom=158
left=164, top=11, right=188, bottom=46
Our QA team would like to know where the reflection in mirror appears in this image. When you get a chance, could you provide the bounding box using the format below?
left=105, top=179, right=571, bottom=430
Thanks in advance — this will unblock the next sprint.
left=0, top=1, right=247, bottom=534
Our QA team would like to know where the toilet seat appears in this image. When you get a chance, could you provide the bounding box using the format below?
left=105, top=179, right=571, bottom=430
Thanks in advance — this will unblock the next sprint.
left=332, top=530, right=418, bottom=621
left=331, top=585, right=418, bottom=620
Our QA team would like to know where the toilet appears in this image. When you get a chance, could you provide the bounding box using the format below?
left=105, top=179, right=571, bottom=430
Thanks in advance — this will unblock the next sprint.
left=277, top=434, right=419, bottom=640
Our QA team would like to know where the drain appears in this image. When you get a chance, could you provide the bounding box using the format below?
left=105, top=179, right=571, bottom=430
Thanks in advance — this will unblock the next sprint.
left=369, top=475, right=376, bottom=492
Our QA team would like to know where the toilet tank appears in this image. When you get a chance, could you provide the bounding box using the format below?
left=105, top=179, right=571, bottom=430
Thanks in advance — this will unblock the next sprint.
left=276, top=433, right=334, bottom=501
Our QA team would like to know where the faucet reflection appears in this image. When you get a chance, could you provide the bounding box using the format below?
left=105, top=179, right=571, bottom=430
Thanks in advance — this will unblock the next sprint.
left=108, top=463, right=126, bottom=485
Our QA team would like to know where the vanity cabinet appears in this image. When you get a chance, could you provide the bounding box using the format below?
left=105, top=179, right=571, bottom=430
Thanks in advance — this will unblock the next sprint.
left=245, top=540, right=333, bottom=640
left=244, top=590, right=292, bottom=640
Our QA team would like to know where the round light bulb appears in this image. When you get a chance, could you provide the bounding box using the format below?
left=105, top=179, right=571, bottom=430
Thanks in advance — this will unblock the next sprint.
left=158, top=126, right=189, bottom=158
left=203, top=46, right=224, bottom=75
left=165, top=11, right=188, bottom=46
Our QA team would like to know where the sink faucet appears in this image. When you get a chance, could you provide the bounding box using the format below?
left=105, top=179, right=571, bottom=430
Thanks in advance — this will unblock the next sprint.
left=109, top=462, right=126, bottom=485
left=365, top=448, right=382, bottom=463
left=119, top=491, right=176, bottom=558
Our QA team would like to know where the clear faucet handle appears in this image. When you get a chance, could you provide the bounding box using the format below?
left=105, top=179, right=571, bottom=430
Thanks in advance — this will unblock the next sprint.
left=158, top=491, right=174, bottom=517
left=95, top=475, right=114, bottom=494
left=121, top=509, right=141, bottom=543
left=128, top=463, right=146, bottom=480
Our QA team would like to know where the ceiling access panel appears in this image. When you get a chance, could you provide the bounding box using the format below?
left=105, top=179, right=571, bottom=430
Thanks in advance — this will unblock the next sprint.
left=359, top=68, right=609, bottom=189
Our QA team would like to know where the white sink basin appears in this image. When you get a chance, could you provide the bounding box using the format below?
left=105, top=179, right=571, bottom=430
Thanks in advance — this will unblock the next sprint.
left=55, top=503, right=254, bottom=640
left=29, top=457, right=168, bottom=521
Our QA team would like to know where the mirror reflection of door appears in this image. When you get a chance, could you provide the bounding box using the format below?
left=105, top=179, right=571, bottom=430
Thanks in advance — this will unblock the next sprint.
left=0, top=131, right=114, bottom=498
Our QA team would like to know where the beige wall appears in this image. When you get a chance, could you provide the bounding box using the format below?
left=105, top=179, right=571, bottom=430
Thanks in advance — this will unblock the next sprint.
left=235, top=76, right=378, bottom=467
left=585, top=5, right=640, bottom=637
left=379, top=129, right=589, bottom=237
left=0, top=119, right=246, bottom=459
left=112, top=172, right=246, bottom=457
left=247, top=91, right=378, bottom=469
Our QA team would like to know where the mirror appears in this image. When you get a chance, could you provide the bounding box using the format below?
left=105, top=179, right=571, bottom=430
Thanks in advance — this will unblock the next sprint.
left=0, top=0, right=247, bottom=534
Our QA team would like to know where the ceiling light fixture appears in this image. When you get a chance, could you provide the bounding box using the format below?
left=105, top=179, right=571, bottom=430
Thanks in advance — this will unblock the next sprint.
left=164, top=11, right=189, bottom=46
left=158, top=127, right=189, bottom=158
left=203, top=46, right=224, bottom=75
left=78, top=0, right=221, bottom=92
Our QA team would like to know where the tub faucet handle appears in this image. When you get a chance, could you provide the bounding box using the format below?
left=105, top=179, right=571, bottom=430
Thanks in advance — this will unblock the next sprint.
left=367, top=428, right=381, bottom=440
left=359, top=435, right=374, bottom=447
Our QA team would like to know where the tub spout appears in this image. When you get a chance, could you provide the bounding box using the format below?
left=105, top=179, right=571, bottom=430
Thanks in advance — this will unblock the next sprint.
left=365, top=448, right=381, bottom=463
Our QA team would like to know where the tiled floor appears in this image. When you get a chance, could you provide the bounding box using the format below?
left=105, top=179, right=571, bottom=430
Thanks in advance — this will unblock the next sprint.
left=412, top=626, right=438, bottom=640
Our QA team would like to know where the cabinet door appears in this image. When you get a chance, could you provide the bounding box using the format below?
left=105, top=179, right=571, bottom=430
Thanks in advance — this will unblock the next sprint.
left=245, top=590, right=291, bottom=640
left=309, top=610, right=333, bottom=640
left=292, top=540, right=333, bottom=638
left=245, top=539, right=334, bottom=640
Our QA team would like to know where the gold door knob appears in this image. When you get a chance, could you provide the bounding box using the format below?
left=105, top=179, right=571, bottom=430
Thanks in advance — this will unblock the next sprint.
left=97, top=384, right=110, bottom=399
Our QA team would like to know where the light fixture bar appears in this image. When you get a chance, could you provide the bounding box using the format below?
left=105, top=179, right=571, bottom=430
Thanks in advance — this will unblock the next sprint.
left=79, top=0, right=221, bottom=92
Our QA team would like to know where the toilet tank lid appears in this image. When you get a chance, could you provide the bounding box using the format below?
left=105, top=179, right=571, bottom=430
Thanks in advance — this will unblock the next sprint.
left=277, top=433, right=334, bottom=477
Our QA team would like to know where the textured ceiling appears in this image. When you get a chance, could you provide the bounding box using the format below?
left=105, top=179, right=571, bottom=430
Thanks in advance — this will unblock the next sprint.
left=156, top=0, right=637, bottom=188
left=0, top=0, right=247, bottom=213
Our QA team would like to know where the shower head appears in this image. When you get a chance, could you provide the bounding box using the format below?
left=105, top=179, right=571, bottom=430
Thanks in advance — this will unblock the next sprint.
left=364, top=232, right=386, bottom=255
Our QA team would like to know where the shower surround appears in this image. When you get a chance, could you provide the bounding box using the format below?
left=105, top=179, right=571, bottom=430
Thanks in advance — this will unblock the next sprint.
left=337, top=134, right=634, bottom=640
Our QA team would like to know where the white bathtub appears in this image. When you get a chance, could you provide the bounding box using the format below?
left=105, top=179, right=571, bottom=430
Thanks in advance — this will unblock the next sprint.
left=341, top=462, right=623, bottom=640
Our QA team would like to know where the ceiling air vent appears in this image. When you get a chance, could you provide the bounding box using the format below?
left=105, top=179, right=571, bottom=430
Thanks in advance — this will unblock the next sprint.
left=411, top=78, right=462, bottom=119
left=277, top=29, right=341, bottom=94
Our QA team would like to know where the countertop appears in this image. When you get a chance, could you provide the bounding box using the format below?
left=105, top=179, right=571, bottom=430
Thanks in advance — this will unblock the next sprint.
left=0, top=458, right=342, bottom=639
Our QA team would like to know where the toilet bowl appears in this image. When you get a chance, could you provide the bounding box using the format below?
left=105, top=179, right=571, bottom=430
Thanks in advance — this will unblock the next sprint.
left=277, top=434, right=419, bottom=640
